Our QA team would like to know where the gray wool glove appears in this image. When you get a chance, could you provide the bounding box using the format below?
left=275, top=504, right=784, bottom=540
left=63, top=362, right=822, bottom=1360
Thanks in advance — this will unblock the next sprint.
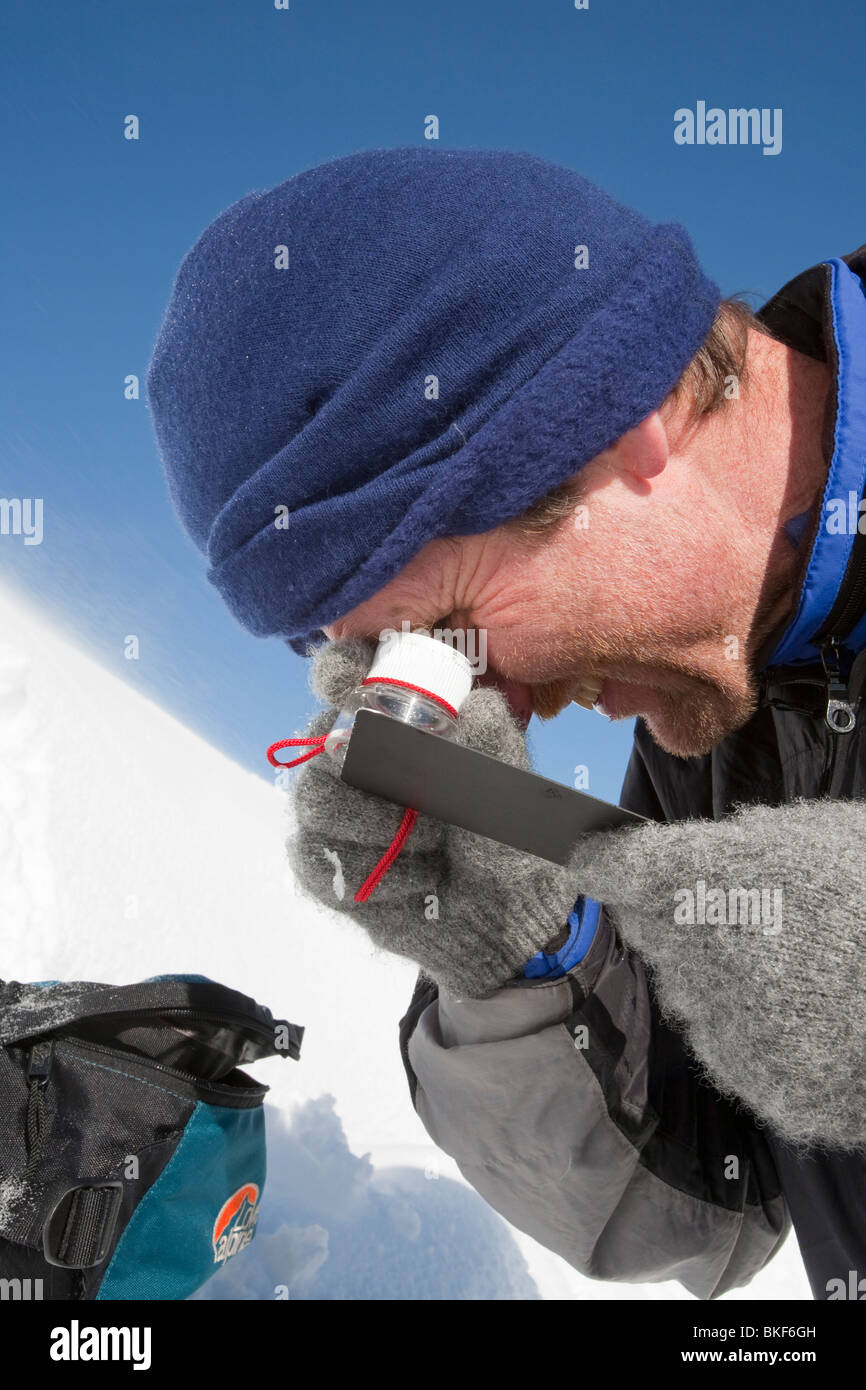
left=571, top=800, right=866, bottom=1152
left=286, top=637, right=581, bottom=1000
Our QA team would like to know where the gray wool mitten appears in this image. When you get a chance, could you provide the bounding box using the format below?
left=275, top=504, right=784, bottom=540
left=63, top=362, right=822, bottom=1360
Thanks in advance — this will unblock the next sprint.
left=286, top=637, right=581, bottom=1000
left=571, top=800, right=866, bottom=1152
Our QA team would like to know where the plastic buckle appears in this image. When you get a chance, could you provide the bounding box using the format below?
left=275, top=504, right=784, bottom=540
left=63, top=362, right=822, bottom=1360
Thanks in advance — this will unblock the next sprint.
left=42, top=1181, right=123, bottom=1269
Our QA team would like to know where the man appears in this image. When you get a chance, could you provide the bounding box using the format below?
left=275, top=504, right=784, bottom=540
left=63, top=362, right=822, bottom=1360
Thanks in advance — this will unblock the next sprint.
left=147, top=146, right=866, bottom=1300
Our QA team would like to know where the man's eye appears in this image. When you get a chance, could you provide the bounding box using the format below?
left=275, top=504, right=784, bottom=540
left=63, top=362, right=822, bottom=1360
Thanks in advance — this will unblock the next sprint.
left=431, top=614, right=469, bottom=634
left=414, top=614, right=449, bottom=632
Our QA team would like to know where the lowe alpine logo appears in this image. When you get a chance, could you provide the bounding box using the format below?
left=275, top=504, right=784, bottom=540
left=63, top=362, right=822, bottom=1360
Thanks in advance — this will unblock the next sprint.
left=212, top=1183, right=260, bottom=1265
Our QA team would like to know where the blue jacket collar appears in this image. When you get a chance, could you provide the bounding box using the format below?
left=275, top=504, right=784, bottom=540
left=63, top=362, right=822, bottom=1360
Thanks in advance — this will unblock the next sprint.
left=761, top=255, right=866, bottom=668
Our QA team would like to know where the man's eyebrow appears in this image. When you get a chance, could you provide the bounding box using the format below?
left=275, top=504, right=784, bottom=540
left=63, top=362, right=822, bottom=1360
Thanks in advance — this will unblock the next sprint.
left=337, top=606, right=456, bottom=641
left=335, top=619, right=395, bottom=640
left=380, top=611, right=446, bottom=633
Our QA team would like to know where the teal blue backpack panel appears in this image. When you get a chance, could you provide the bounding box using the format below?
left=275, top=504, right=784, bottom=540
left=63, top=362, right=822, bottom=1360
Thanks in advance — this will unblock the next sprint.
left=98, top=1102, right=266, bottom=1300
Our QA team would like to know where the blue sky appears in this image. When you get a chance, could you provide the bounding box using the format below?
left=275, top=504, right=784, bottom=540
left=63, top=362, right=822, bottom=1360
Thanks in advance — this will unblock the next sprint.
left=3, top=0, right=865, bottom=803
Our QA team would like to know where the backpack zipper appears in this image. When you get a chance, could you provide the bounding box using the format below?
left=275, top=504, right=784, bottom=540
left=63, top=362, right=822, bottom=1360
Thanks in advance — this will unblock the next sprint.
left=56, top=1034, right=268, bottom=1096
left=99, top=1005, right=302, bottom=1061
left=23, top=1040, right=54, bottom=1178
left=108, top=1006, right=279, bottom=1045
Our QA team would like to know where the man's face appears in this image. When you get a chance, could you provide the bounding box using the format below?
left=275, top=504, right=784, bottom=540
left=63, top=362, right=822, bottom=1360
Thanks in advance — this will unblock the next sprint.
left=323, top=419, right=793, bottom=758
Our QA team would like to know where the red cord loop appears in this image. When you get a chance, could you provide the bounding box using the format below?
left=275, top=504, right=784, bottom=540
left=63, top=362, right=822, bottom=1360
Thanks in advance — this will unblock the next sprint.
left=268, top=676, right=449, bottom=898
left=266, top=734, right=328, bottom=769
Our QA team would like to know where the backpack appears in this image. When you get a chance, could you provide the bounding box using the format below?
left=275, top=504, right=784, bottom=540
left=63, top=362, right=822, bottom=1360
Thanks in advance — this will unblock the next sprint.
left=0, top=973, right=302, bottom=1300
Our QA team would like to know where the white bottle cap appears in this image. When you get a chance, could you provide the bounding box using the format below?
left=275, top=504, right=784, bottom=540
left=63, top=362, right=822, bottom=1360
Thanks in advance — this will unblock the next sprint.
left=366, top=630, right=474, bottom=713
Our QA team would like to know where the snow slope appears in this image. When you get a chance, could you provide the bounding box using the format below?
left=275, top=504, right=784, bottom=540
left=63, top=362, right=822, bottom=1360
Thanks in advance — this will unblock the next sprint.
left=0, top=581, right=810, bottom=1299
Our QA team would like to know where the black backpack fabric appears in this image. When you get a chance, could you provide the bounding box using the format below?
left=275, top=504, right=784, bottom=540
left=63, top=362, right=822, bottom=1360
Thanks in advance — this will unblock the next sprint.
left=0, top=974, right=302, bottom=1300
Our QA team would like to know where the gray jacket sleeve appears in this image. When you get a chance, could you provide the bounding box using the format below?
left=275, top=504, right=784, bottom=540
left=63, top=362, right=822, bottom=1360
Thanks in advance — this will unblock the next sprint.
left=399, top=909, right=790, bottom=1299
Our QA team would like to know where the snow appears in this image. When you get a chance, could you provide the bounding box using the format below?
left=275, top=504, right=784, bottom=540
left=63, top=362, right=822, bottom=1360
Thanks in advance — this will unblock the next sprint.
left=0, top=581, right=811, bottom=1300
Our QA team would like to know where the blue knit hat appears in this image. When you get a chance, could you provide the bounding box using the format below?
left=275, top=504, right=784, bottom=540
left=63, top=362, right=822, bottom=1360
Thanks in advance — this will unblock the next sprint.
left=147, top=146, right=719, bottom=655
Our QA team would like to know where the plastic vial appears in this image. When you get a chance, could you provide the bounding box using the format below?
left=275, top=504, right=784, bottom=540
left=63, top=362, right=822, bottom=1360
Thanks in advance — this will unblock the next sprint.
left=324, top=629, right=474, bottom=767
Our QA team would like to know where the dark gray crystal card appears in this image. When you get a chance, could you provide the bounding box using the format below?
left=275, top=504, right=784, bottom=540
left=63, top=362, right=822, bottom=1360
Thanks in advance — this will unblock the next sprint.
left=340, top=709, right=644, bottom=866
